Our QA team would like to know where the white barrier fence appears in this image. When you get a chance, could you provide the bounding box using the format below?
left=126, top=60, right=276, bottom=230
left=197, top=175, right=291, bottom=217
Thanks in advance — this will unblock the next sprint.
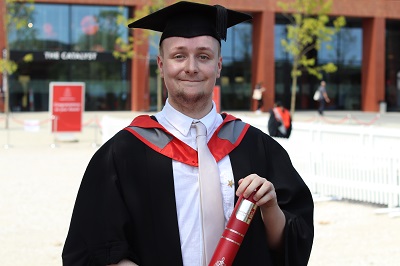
left=274, top=122, right=400, bottom=208
left=101, top=115, right=132, bottom=144
left=102, top=115, right=400, bottom=208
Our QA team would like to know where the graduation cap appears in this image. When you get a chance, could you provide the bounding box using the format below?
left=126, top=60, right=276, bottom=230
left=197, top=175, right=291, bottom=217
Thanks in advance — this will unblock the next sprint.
left=128, top=1, right=252, bottom=44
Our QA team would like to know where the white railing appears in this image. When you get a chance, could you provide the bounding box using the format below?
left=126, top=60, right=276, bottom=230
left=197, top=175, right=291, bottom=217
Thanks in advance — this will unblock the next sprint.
left=275, top=122, right=400, bottom=208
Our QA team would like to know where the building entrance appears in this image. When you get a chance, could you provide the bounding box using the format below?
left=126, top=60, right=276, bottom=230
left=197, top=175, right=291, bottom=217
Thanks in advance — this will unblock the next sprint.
left=9, top=51, right=131, bottom=112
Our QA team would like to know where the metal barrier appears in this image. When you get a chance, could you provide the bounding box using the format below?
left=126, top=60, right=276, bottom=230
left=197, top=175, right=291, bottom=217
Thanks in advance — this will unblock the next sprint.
left=276, top=122, right=400, bottom=208
left=0, top=113, right=102, bottom=148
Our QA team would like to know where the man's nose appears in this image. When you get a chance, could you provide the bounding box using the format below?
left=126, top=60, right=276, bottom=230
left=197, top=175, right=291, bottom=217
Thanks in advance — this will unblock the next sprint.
left=184, top=56, right=199, bottom=74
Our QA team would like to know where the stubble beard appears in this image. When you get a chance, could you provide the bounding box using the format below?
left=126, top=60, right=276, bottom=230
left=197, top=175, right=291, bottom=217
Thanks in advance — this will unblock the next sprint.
left=172, top=89, right=211, bottom=114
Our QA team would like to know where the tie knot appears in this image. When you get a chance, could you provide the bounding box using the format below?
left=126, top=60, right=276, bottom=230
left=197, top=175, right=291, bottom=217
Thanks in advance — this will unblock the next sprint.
left=193, top=121, right=207, bottom=137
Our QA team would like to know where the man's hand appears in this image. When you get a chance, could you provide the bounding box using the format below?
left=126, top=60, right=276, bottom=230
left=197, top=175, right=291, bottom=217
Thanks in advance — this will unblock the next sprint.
left=236, top=174, right=285, bottom=251
left=236, top=174, right=278, bottom=209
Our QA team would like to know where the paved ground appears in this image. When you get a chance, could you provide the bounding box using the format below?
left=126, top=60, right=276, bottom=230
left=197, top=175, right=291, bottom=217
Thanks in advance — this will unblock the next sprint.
left=0, top=110, right=399, bottom=265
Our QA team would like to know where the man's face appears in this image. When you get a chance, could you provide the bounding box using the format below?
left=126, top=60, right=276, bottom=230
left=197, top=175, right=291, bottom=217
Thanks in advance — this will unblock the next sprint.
left=157, top=36, right=222, bottom=110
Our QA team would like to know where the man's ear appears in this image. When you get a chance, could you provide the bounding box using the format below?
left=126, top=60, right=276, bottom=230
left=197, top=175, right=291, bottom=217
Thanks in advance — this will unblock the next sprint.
left=217, top=56, right=222, bottom=78
left=157, top=55, right=164, bottom=78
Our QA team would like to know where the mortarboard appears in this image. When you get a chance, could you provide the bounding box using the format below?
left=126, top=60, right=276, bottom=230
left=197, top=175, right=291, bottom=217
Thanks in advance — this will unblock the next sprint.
left=128, top=1, right=252, bottom=44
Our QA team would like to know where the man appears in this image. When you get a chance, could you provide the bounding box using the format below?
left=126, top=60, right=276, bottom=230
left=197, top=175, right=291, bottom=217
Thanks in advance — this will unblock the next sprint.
left=268, top=101, right=292, bottom=138
left=62, top=2, right=314, bottom=266
left=317, top=80, right=330, bottom=115
left=252, top=81, right=266, bottom=113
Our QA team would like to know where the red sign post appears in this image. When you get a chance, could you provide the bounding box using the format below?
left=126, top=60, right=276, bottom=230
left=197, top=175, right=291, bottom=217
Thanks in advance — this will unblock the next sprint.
left=213, top=85, right=221, bottom=113
left=49, top=82, right=85, bottom=132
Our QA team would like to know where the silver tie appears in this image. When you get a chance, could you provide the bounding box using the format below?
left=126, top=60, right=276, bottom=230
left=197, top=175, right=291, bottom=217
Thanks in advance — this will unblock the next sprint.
left=193, top=121, right=225, bottom=265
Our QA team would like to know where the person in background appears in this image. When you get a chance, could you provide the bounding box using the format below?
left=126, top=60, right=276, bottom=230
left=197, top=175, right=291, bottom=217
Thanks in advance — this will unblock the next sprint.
left=62, top=2, right=314, bottom=266
left=268, top=101, right=292, bottom=139
left=317, top=80, right=330, bottom=115
left=252, top=81, right=266, bottom=113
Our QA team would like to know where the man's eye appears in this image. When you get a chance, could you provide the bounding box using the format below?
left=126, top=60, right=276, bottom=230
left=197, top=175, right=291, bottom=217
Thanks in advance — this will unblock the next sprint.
left=199, top=55, right=209, bottom=60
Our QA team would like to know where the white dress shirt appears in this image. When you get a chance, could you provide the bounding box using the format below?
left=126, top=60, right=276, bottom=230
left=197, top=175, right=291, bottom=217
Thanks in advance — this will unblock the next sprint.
left=155, top=99, right=235, bottom=266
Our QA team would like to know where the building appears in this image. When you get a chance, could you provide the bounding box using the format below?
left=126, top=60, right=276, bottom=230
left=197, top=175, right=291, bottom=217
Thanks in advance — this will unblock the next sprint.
left=1, top=0, right=399, bottom=113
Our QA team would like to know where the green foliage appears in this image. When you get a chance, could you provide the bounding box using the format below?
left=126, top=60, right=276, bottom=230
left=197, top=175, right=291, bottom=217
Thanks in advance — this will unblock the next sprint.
left=6, top=0, right=35, bottom=31
left=22, top=53, right=33, bottom=62
left=0, top=59, right=17, bottom=74
left=113, top=36, right=135, bottom=62
left=279, top=0, right=346, bottom=79
left=112, top=0, right=169, bottom=62
left=1, top=0, right=35, bottom=76
left=278, top=0, right=346, bottom=113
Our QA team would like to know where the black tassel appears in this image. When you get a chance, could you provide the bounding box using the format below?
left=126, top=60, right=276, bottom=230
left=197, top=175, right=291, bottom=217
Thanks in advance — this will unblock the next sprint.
left=215, top=5, right=227, bottom=41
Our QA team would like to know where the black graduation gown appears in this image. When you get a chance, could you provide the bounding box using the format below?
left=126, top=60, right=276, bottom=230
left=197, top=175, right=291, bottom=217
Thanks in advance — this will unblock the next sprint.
left=62, top=117, right=314, bottom=266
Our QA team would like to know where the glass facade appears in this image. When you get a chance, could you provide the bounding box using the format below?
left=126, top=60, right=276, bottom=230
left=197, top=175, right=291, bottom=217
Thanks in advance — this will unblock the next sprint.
left=220, top=22, right=253, bottom=110
left=148, top=33, right=162, bottom=111
left=7, top=3, right=130, bottom=111
left=5, top=3, right=397, bottom=113
left=386, top=19, right=400, bottom=111
left=275, top=16, right=363, bottom=110
left=319, top=20, right=363, bottom=110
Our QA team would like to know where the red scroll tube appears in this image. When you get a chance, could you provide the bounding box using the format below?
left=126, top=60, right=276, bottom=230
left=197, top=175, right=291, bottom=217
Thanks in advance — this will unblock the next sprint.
left=209, top=191, right=258, bottom=266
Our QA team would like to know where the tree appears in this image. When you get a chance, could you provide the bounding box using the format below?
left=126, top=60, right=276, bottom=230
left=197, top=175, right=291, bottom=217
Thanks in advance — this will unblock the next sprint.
left=278, top=0, right=346, bottom=115
left=112, top=0, right=174, bottom=111
left=1, top=0, right=34, bottom=129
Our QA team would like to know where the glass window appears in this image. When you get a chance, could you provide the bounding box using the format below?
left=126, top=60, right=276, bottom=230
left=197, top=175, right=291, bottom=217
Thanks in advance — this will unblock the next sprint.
left=148, top=34, right=161, bottom=111
left=386, top=19, right=400, bottom=111
left=7, top=3, right=128, bottom=52
left=34, top=4, right=70, bottom=50
left=275, top=15, right=363, bottom=110
left=7, top=3, right=70, bottom=51
left=149, top=33, right=161, bottom=57
left=220, top=22, right=253, bottom=110
left=8, top=3, right=65, bottom=51
left=274, top=24, right=291, bottom=61
left=221, top=22, right=252, bottom=61
left=71, top=5, right=128, bottom=52
left=319, top=27, right=362, bottom=67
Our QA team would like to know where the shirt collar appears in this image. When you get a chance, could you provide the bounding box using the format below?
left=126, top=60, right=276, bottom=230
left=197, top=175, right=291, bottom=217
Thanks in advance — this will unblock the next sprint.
left=161, top=99, right=219, bottom=137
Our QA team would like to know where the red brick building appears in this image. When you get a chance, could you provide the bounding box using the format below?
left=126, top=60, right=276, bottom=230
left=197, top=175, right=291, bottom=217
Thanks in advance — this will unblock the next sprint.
left=1, top=0, right=399, bottom=112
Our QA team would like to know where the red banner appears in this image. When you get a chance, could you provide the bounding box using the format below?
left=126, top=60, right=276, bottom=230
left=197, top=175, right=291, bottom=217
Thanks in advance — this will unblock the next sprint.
left=50, top=82, right=85, bottom=132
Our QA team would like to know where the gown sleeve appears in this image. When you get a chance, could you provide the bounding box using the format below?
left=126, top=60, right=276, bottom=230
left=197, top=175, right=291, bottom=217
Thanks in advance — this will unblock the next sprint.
left=62, top=135, right=138, bottom=266
left=230, top=126, right=314, bottom=266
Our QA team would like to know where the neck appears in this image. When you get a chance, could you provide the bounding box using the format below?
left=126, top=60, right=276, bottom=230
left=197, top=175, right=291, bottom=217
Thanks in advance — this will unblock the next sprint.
left=169, top=99, right=214, bottom=119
